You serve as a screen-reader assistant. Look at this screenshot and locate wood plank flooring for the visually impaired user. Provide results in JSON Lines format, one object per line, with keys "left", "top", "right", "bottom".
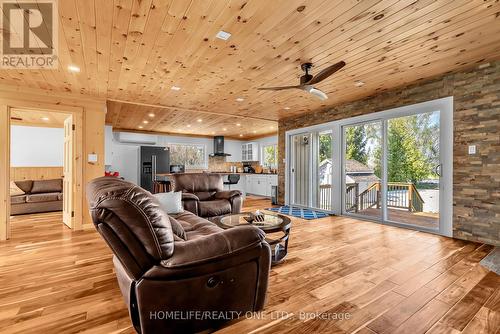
{"left": 0, "top": 197, "right": 498, "bottom": 334}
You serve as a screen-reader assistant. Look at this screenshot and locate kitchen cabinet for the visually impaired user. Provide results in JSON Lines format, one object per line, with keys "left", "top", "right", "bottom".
{"left": 246, "top": 174, "right": 278, "bottom": 197}
{"left": 242, "top": 142, "right": 259, "bottom": 161}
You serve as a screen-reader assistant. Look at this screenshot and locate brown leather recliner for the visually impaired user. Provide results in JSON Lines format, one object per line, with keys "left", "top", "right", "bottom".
{"left": 171, "top": 173, "right": 243, "bottom": 219}
{"left": 87, "top": 177, "right": 271, "bottom": 334}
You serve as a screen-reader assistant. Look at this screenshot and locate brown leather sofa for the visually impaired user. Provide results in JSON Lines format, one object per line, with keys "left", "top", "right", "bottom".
{"left": 11, "top": 179, "right": 63, "bottom": 215}
{"left": 171, "top": 173, "right": 243, "bottom": 219}
{"left": 87, "top": 177, "right": 271, "bottom": 334}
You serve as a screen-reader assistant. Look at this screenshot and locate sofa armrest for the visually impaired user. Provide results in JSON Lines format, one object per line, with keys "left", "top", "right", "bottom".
{"left": 159, "top": 225, "right": 265, "bottom": 268}
{"left": 214, "top": 190, "right": 242, "bottom": 200}
{"left": 181, "top": 193, "right": 199, "bottom": 201}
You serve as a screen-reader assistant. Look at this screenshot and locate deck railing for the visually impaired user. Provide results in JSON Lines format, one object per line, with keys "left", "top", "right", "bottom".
{"left": 318, "top": 182, "right": 424, "bottom": 213}
{"left": 319, "top": 184, "right": 332, "bottom": 211}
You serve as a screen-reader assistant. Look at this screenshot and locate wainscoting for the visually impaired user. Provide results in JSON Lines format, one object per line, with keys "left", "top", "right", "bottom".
{"left": 10, "top": 167, "right": 63, "bottom": 181}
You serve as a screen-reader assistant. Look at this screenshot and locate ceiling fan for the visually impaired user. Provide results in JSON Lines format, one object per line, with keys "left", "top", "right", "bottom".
{"left": 257, "top": 61, "right": 346, "bottom": 100}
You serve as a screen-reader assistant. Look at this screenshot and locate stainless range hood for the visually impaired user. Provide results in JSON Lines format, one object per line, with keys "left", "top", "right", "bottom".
{"left": 209, "top": 136, "right": 231, "bottom": 157}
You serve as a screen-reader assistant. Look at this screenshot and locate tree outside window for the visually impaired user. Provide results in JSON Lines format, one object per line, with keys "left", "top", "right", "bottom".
{"left": 263, "top": 144, "right": 277, "bottom": 168}
{"left": 166, "top": 143, "right": 207, "bottom": 169}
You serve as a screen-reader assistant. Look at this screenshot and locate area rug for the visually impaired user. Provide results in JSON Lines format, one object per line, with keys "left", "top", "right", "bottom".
{"left": 266, "top": 206, "right": 330, "bottom": 220}
{"left": 480, "top": 247, "right": 500, "bottom": 275}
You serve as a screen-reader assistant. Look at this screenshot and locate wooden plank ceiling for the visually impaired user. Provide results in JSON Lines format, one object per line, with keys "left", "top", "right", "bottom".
{"left": 107, "top": 100, "right": 277, "bottom": 139}
{"left": 1, "top": 0, "right": 500, "bottom": 138}
{"left": 10, "top": 108, "right": 68, "bottom": 128}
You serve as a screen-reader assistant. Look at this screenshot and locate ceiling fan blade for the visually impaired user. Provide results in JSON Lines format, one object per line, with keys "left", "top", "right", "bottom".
{"left": 306, "top": 61, "right": 346, "bottom": 85}
{"left": 258, "top": 85, "right": 302, "bottom": 91}
{"left": 305, "top": 86, "right": 328, "bottom": 100}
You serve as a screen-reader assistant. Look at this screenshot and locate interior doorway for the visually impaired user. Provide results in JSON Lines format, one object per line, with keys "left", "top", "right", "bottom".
{"left": 7, "top": 108, "right": 81, "bottom": 237}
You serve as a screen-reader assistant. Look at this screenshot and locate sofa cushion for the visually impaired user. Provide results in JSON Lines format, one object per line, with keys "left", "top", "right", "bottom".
{"left": 31, "top": 179, "right": 62, "bottom": 194}
{"left": 15, "top": 180, "right": 33, "bottom": 193}
{"left": 10, "top": 181, "right": 25, "bottom": 196}
{"left": 171, "top": 211, "right": 223, "bottom": 240}
{"left": 11, "top": 195, "right": 27, "bottom": 204}
{"left": 166, "top": 215, "right": 187, "bottom": 240}
{"left": 26, "top": 192, "right": 60, "bottom": 203}
{"left": 198, "top": 199, "right": 231, "bottom": 218}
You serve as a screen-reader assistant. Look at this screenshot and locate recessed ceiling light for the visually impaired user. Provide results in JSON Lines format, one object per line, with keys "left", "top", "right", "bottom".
{"left": 41, "top": 117, "right": 49, "bottom": 121}
{"left": 148, "top": 113, "right": 155, "bottom": 117}
{"left": 239, "top": 134, "right": 243, "bottom": 137}
{"left": 186, "top": 124, "right": 191, "bottom": 128}
{"left": 236, "top": 123, "right": 241, "bottom": 126}
{"left": 171, "top": 86, "right": 181, "bottom": 91}
{"left": 269, "top": 126, "right": 274, "bottom": 129}
{"left": 67, "top": 65, "right": 80, "bottom": 73}
{"left": 236, "top": 97, "right": 244, "bottom": 102}
{"left": 284, "top": 107, "right": 291, "bottom": 110}
{"left": 197, "top": 119, "right": 202, "bottom": 122}
{"left": 211, "top": 132, "right": 215, "bottom": 135}
{"left": 215, "top": 30, "right": 231, "bottom": 41}
{"left": 143, "top": 120, "right": 149, "bottom": 124}
{"left": 138, "top": 125, "right": 143, "bottom": 129}
{"left": 354, "top": 81, "right": 365, "bottom": 87}
{"left": 253, "top": 130, "right": 257, "bottom": 134}
{"left": 223, "top": 128, "right": 227, "bottom": 131}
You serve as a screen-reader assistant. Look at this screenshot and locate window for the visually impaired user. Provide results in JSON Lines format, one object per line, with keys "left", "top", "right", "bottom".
{"left": 166, "top": 143, "right": 207, "bottom": 169}
{"left": 262, "top": 144, "right": 278, "bottom": 168}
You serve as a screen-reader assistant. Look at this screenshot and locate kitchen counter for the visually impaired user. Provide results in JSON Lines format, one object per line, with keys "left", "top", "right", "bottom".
{"left": 157, "top": 171, "right": 277, "bottom": 176}
{"left": 156, "top": 172, "right": 278, "bottom": 198}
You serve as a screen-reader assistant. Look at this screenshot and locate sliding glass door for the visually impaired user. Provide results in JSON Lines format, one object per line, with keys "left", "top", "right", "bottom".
{"left": 343, "top": 121, "right": 382, "bottom": 220}
{"left": 290, "top": 133, "right": 312, "bottom": 207}
{"left": 286, "top": 97, "right": 451, "bottom": 236}
{"left": 290, "top": 130, "right": 334, "bottom": 211}
{"left": 386, "top": 111, "right": 440, "bottom": 229}
{"left": 342, "top": 110, "right": 443, "bottom": 232}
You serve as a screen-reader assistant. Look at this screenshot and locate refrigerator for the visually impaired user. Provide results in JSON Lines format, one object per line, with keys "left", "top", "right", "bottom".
{"left": 140, "top": 146, "right": 170, "bottom": 192}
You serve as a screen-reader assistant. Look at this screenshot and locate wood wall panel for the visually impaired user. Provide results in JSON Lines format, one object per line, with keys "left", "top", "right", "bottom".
{"left": 10, "top": 167, "right": 63, "bottom": 181}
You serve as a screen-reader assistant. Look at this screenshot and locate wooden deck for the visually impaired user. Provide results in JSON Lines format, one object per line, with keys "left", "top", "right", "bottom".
{"left": 356, "top": 208, "right": 439, "bottom": 229}
{"left": 0, "top": 197, "right": 498, "bottom": 333}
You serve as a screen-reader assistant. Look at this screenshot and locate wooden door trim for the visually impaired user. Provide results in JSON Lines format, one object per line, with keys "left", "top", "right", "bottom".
{"left": 0, "top": 105, "right": 10, "bottom": 240}
{"left": 1, "top": 103, "right": 84, "bottom": 240}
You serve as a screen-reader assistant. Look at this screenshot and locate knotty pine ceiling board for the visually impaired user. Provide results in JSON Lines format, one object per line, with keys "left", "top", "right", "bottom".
{"left": 0, "top": 0, "right": 499, "bottom": 138}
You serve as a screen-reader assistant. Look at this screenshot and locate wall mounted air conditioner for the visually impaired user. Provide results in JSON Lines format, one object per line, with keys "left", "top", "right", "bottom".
{"left": 115, "top": 132, "right": 157, "bottom": 145}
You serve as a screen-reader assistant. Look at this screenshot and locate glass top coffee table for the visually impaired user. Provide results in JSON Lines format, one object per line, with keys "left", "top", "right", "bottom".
{"left": 215, "top": 212, "right": 291, "bottom": 265}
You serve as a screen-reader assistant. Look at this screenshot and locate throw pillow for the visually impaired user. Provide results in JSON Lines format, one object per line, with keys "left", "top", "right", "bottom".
{"left": 10, "top": 181, "right": 24, "bottom": 196}
{"left": 154, "top": 191, "right": 184, "bottom": 214}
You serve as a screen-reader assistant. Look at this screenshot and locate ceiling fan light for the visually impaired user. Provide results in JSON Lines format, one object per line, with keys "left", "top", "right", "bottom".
{"left": 308, "top": 87, "right": 328, "bottom": 100}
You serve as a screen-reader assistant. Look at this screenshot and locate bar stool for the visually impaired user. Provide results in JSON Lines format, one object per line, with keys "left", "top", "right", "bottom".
{"left": 153, "top": 180, "right": 171, "bottom": 193}
{"left": 223, "top": 174, "right": 240, "bottom": 190}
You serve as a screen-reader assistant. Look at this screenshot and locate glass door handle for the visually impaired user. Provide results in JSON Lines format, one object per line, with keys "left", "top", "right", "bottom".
{"left": 434, "top": 164, "right": 442, "bottom": 177}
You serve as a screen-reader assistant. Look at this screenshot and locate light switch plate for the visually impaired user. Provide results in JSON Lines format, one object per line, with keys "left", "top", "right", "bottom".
{"left": 468, "top": 145, "right": 476, "bottom": 155}
{"left": 88, "top": 154, "right": 98, "bottom": 163}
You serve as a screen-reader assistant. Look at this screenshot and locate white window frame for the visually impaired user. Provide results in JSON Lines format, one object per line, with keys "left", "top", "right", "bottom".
{"left": 262, "top": 144, "right": 278, "bottom": 168}
{"left": 166, "top": 143, "right": 207, "bottom": 169}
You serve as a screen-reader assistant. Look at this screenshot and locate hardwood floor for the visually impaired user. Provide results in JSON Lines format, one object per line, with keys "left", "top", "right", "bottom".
{"left": 356, "top": 208, "right": 438, "bottom": 229}
{"left": 1, "top": 198, "right": 498, "bottom": 334}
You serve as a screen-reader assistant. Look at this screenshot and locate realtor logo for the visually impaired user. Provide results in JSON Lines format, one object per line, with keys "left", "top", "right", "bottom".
{"left": 0, "top": 0, "right": 58, "bottom": 69}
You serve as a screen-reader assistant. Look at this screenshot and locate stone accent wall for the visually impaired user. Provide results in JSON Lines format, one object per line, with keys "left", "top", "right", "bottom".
{"left": 278, "top": 61, "right": 500, "bottom": 246}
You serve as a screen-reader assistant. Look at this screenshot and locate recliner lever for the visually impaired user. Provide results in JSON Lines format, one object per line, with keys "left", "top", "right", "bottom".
{"left": 207, "top": 276, "right": 221, "bottom": 288}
